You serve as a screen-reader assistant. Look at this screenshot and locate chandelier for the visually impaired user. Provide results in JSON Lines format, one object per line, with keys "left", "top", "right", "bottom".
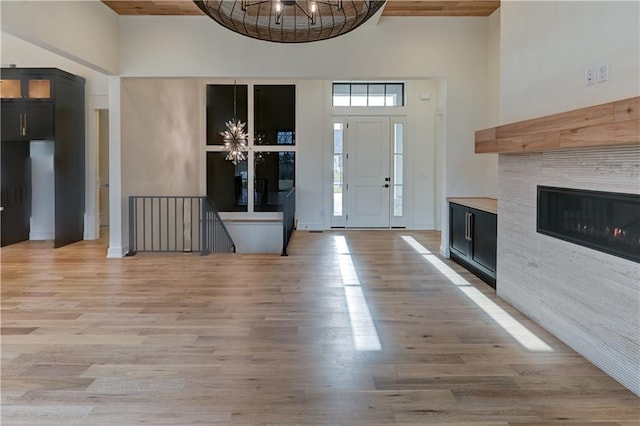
{"left": 194, "top": 1, "right": 386, "bottom": 43}
{"left": 220, "top": 81, "right": 248, "bottom": 165}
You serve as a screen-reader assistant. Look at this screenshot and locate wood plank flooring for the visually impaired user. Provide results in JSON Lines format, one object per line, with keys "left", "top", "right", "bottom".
{"left": 1, "top": 230, "right": 638, "bottom": 424}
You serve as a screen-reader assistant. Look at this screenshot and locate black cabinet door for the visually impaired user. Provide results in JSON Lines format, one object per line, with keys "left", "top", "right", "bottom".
{"left": 1, "top": 141, "right": 31, "bottom": 246}
{"left": 1, "top": 103, "right": 24, "bottom": 141}
{"left": 26, "top": 103, "right": 54, "bottom": 140}
{"left": 470, "top": 209, "right": 497, "bottom": 273}
{"left": 1, "top": 102, "right": 54, "bottom": 141}
{"left": 450, "top": 203, "right": 470, "bottom": 257}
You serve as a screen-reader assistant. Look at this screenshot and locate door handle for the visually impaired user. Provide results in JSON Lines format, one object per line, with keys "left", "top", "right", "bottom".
{"left": 384, "top": 177, "right": 390, "bottom": 182}
{"left": 20, "top": 112, "right": 27, "bottom": 137}
{"left": 383, "top": 184, "right": 389, "bottom": 188}
{"left": 465, "top": 212, "right": 471, "bottom": 241}
{"left": 464, "top": 212, "right": 468, "bottom": 240}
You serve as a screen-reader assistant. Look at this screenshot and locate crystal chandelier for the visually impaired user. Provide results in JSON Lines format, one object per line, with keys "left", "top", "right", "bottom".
{"left": 194, "top": 1, "right": 386, "bottom": 43}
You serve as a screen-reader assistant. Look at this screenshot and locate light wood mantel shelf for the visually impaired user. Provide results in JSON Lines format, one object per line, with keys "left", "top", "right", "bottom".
{"left": 475, "top": 97, "right": 639, "bottom": 154}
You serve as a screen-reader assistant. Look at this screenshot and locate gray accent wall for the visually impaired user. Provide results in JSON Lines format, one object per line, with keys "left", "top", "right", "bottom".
{"left": 497, "top": 145, "right": 640, "bottom": 396}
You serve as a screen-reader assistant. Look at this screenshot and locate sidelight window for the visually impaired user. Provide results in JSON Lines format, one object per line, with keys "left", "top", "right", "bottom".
{"left": 393, "top": 122, "right": 404, "bottom": 217}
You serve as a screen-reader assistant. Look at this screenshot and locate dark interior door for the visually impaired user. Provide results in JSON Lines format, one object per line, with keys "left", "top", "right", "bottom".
{"left": 1, "top": 141, "right": 31, "bottom": 247}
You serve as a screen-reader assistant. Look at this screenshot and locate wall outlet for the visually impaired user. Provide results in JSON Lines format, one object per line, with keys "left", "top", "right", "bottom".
{"left": 597, "top": 64, "right": 609, "bottom": 83}
{"left": 585, "top": 67, "right": 596, "bottom": 86}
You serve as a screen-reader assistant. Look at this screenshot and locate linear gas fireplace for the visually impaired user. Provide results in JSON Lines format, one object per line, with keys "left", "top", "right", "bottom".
{"left": 537, "top": 186, "right": 640, "bottom": 263}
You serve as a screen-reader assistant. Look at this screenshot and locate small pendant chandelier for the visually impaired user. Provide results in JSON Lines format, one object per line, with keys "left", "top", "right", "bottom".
{"left": 194, "top": 1, "right": 386, "bottom": 43}
{"left": 220, "top": 81, "right": 248, "bottom": 165}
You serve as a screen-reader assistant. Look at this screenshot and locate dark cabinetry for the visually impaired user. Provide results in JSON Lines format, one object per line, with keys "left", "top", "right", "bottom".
{"left": 1, "top": 68, "right": 85, "bottom": 248}
{"left": 449, "top": 202, "right": 497, "bottom": 288}
{"left": 1, "top": 102, "right": 54, "bottom": 141}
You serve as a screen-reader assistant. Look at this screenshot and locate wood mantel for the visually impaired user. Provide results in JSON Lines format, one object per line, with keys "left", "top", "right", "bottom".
{"left": 475, "top": 97, "right": 639, "bottom": 154}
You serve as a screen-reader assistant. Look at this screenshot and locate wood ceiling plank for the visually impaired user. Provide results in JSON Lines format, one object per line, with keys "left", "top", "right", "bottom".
{"left": 382, "top": 1, "right": 500, "bottom": 17}
{"left": 103, "top": 1, "right": 203, "bottom": 16}
{"left": 102, "top": 0, "right": 500, "bottom": 17}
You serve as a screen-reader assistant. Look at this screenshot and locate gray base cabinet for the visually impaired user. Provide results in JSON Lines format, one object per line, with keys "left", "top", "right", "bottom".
{"left": 449, "top": 202, "right": 497, "bottom": 288}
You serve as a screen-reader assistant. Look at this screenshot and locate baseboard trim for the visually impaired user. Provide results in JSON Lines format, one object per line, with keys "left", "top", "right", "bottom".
{"left": 29, "top": 231, "right": 54, "bottom": 240}
{"left": 106, "top": 245, "right": 129, "bottom": 259}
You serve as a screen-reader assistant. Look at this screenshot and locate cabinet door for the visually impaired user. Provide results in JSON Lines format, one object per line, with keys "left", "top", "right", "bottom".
{"left": 26, "top": 103, "right": 54, "bottom": 140}
{"left": 470, "top": 209, "right": 497, "bottom": 273}
{"left": 1, "top": 140, "right": 31, "bottom": 246}
{"left": 1, "top": 103, "right": 54, "bottom": 141}
{"left": 1, "top": 103, "right": 25, "bottom": 141}
{"left": 450, "top": 203, "right": 470, "bottom": 257}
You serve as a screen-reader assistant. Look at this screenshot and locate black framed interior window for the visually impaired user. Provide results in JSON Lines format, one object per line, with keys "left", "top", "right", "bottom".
{"left": 206, "top": 84, "right": 248, "bottom": 145}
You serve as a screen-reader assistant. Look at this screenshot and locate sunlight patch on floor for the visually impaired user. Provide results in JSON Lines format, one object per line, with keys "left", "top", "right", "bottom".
{"left": 335, "top": 235, "right": 382, "bottom": 351}
{"left": 401, "top": 236, "right": 553, "bottom": 352}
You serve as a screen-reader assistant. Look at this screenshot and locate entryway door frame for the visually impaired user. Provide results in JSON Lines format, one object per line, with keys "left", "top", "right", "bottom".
{"left": 330, "top": 115, "right": 406, "bottom": 229}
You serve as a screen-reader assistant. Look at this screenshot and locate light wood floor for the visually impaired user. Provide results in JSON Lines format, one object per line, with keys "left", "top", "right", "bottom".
{"left": 1, "top": 231, "right": 638, "bottom": 425}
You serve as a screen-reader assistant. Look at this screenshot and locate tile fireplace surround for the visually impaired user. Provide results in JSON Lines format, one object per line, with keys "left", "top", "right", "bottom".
{"left": 498, "top": 145, "right": 639, "bottom": 396}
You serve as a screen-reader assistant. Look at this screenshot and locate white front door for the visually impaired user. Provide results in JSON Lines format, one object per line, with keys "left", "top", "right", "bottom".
{"left": 346, "top": 116, "right": 390, "bottom": 228}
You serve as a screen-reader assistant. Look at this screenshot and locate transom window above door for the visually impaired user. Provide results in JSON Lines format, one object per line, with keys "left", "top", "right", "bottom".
{"left": 332, "top": 83, "right": 405, "bottom": 107}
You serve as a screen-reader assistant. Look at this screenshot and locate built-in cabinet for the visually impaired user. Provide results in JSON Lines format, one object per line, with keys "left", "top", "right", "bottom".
{"left": 448, "top": 198, "right": 497, "bottom": 288}
{"left": 0, "top": 68, "right": 85, "bottom": 248}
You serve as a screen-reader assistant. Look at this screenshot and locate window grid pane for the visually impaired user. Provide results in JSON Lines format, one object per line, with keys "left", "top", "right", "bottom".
{"left": 386, "top": 84, "right": 404, "bottom": 107}
{"left": 333, "top": 123, "right": 344, "bottom": 153}
{"left": 394, "top": 186, "right": 403, "bottom": 217}
{"left": 351, "top": 84, "right": 367, "bottom": 106}
{"left": 394, "top": 154, "right": 403, "bottom": 185}
{"left": 333, "top": 155, "right": 343, "bottom": 185}
{"left": 368, "top": 84, "right": 385, "bottom": 106}
{"left": 394, "top": 123, "right": 403, "bottom": 153}
{"left": 333, "top": 185, "right": 343, "bottom": 216}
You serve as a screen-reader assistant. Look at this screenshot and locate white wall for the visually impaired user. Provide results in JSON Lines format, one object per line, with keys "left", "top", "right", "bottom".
{"left": 297, "top": 80, "right": 326, "bottom": 230}
{"left": 500, "top": 1, "right": 640, "bottom": 123}
{"left": 0, "top": 0, "right": 120, "bottom": 74}
{"left": 487, "top": 9, "right": 501, "bottom": 127}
